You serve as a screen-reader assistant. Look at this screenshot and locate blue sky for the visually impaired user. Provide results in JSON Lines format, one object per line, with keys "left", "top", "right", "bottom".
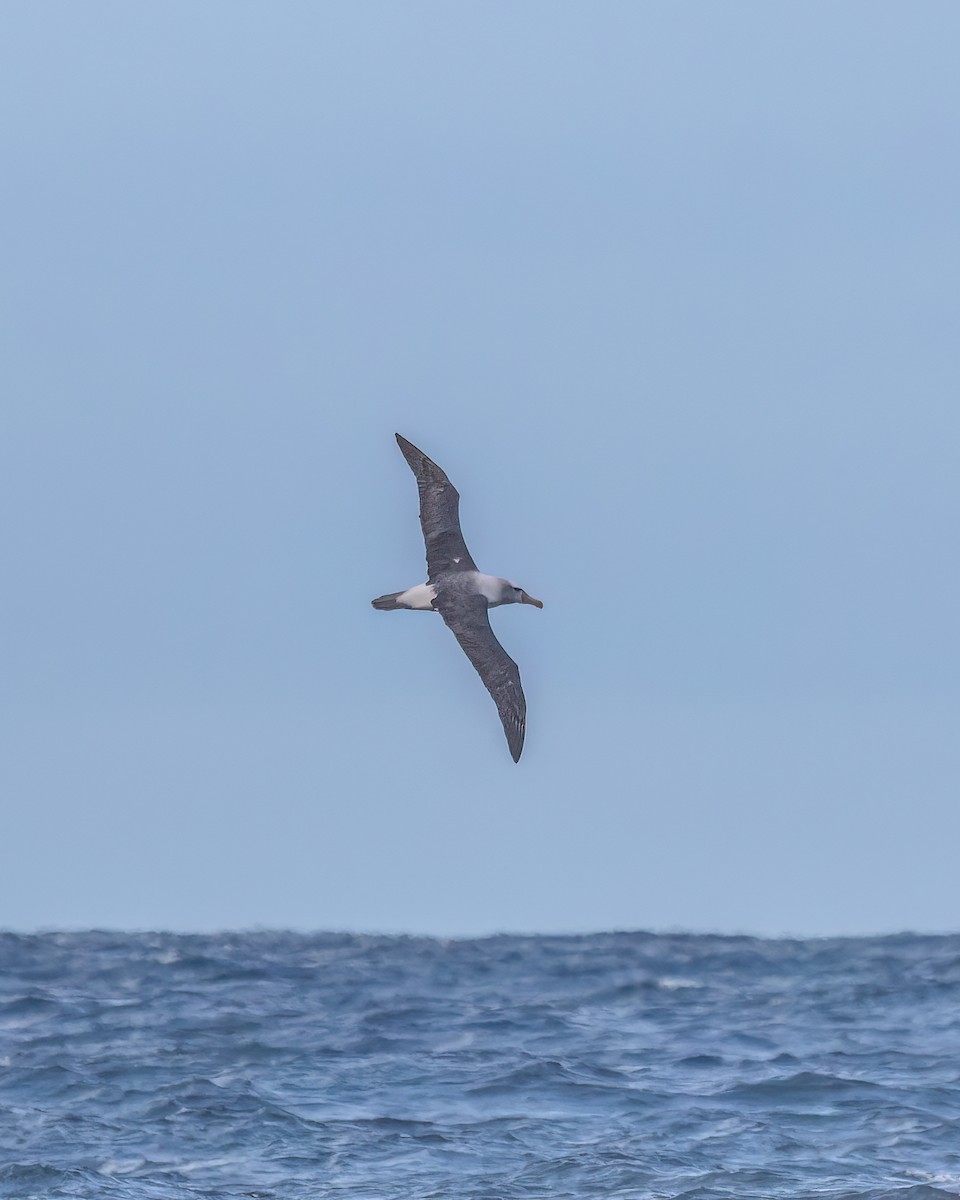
{"left": 2, "top": 2, "right": 958, "bottom": 936}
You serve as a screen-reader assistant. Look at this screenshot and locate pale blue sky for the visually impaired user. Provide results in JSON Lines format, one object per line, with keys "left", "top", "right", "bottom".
{"left": 2, "top": 2, "right": 958, "bottom": 936}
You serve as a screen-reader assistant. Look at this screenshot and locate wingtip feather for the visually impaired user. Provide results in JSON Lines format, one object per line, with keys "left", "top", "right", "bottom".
{"left": 395, "top": 432, "right": 421, "bottom": 469}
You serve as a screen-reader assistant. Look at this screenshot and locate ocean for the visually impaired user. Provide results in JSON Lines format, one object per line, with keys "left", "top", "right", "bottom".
{"left": 2, "top": 931, "right": 959, "bottom": 1199}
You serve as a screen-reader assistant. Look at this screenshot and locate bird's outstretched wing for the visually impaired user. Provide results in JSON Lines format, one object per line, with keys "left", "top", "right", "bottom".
{"left": 435, "top": 589, "right": 526, "bottom": 762}
{"left": 395, "top": 434, "right": 478, "bottom": 580}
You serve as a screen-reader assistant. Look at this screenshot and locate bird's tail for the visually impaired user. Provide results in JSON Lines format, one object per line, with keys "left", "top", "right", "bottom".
{"left": 371, "top": 591, "right": 404, "bottom": 610}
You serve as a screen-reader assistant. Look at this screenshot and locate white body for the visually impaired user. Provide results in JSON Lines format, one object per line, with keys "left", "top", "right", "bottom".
{"left": 395, "top": 582, "right": 438, "bottom": 610}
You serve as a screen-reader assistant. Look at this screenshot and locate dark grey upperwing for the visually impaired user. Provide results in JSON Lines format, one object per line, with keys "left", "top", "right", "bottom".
{"left": 435, "top": 590, "right": 526, "bottom": 763}
{"left": 395, "top": 434, "right": 478, "bottom": 579}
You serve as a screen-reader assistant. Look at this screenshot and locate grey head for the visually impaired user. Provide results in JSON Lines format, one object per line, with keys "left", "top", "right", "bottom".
{"left": 487, "top": 577, "right": 544, "bottom": 610}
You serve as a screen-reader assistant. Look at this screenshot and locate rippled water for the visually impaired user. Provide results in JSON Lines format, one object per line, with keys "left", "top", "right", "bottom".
{"left": 2, "top": 932, "right": 960, "bottom": 1198}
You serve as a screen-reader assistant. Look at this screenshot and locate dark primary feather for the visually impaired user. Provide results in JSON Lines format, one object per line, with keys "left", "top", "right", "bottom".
{"left": 435, "top": 590, "right": 527, "bottom": 763}
{"left": 395, "top": 434, "right": 478, "bottom": 579}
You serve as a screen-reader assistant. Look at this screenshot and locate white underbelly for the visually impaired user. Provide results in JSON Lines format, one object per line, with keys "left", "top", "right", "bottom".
{"left": 397, "top": 583, "right": 437, "bottom": 610}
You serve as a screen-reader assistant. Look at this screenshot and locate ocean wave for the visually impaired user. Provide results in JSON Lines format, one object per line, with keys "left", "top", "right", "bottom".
{"left": 3, "top": 931, "right": 960, "bottom": 1198}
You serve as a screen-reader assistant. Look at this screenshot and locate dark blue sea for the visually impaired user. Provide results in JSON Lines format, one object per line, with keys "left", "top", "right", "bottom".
{"left": 2, "top": 932, "right": 960, "bottom": 1199}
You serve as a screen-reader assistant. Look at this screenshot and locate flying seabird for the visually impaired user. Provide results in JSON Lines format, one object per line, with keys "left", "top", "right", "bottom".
{"left": 372, "top": 434, "right": 543, "bottom": 762}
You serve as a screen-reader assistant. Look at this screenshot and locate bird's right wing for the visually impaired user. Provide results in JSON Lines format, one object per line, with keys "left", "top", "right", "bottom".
{"left": 395, "top": 434, "right": 478, "bottom": 579}
{"left": 435, "top": 589, "right": 526, "bottom": 762}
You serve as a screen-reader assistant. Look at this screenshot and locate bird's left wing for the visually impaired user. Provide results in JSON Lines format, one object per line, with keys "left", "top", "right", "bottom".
{"left": 395, "top": 434, "right": 478, "bottom": 580}
{"left": 435, "top": 590, "right": 527, "bottom": 762}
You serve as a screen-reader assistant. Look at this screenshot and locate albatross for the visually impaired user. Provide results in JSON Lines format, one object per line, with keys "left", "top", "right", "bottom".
{"left": 372, "top": 434, "right": 542, "bottom": 762}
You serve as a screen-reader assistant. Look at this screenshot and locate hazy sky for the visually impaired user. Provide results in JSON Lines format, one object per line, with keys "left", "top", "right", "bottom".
{"left": 2, "top": 2, "right": 958, "bottom": 936}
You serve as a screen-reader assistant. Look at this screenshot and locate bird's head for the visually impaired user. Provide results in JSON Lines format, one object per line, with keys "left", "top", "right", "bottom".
{"left": 504, "top": 580, "right": 543, "bottom": 609}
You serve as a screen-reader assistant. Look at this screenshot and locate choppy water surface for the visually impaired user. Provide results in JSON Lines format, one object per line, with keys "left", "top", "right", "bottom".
{"left": 2, "top": 932, "right": 960, "bottom": 1198}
